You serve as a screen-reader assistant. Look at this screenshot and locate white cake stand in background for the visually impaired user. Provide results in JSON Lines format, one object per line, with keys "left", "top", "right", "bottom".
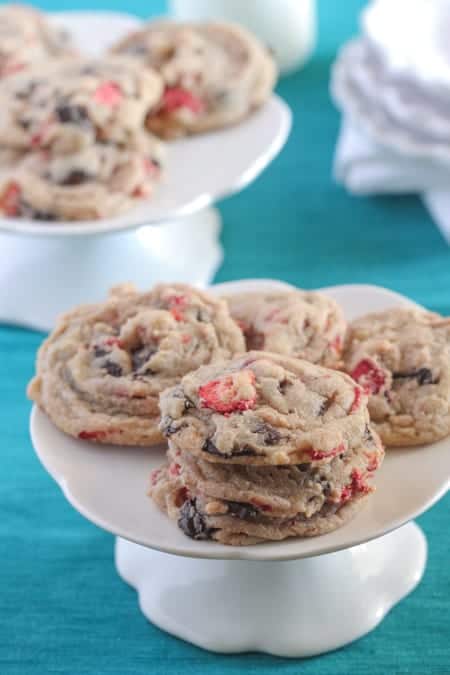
{"left": 0, "top": 12, "right": 291, "bottom": 331}
{"left": 30, "top": 281, "right": 450, "bottom": 657}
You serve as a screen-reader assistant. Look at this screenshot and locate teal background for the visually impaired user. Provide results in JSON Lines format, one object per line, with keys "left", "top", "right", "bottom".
{"left": 1, "top": 1, "right": 449, "bottom": 673}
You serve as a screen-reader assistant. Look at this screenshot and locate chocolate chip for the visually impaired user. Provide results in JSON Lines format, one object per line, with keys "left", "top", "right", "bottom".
{"left": 202, "top": 439, "right": 259, "bottom": 458}
{"left": 195, "top": 308, "right": 210, "bottom": 322}
{"left": 393, "top": 368, "right": 437, "bottom": 385}
{"left": 131, "top": 345, "right": 157, "bottom": 372}
{"left": 278, "top": 378, "right": 292, "bottom": 394}
{"left": 178, "top": 499, "right": 216, "bottom": 541}
{"left": 160, "top": 416, "right": 186, "bottom": 437}
{"left": 230, "top": 445, "right": 259, "bottom": 457}
{"left": 253, "top": 421, "right": 281, "bottom": 445}
{"left": 55, "top": 104, "right": 89, "bottom": 125}
{"left": 19, "top": 118, "right": 31, "bottom": 130}
{"left": 245, "top": 326, "right": 265, "bottom": 350}
{"left": 103, "top": 361, "right": 123, "bottom": 377}
{"left": 18, "top": 200, "right": 56, "bottom": 221}
{"left": 363, "top": 424, "right": 374, "bottom": 443}
{"left": 60, "top": 169, "right": 92, "bottom": 186}
{"left": 226, "top": 501, "right": 260, "bottom": 520}
{"left": 93, "top": 346, "right": 108, "bottom": 358}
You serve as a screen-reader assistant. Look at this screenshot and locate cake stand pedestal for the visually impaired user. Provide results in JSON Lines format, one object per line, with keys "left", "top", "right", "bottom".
{"left": 0, "top": 208, "right": 222, "bottom": 332}
{"left": 115, "top": 522, "right": 426, "bottom": 657}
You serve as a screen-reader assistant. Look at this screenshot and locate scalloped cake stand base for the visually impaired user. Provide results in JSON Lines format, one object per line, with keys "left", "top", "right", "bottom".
{"left": 0, "top": 207, "right": 222, "bottom": 332}
{"left": 115, "top": 522, "right": 426, "bottom": 657}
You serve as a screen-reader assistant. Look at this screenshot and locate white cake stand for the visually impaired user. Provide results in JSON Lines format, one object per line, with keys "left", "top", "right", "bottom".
{"left": 0, "top": 12, "right": 292, "bottom": 330}
{"left": 30, "top": 281, "right": 450, "bottom": 657}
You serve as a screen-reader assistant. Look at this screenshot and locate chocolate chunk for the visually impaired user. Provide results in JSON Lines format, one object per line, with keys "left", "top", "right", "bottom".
{"left": 103, "top": 360, "right": 123, "bottom": 377}
{"left": 60, "top": 169, "right": 92, "bottom": 186}
{"left": 278, "top": 378, "right": 292, "bottom": 394}
{"left": 19, "top": 200, "right": 56, "bottom": 221}
{"left": 93, "top": 346, "right": 108, "bottom": 358}
{"left": 226, "top": 501, "right": 260, "bottom": 520}
{"left": 55, "top": 104, "right": 89, "bottom": 125}
{"left": 393, "top": 368, "right": 437, "bottom": 385}
{"left": 202, "top": 439, "right": 259, "bottom": 458}
{"left": 254, "top": 421, "right": 281, "bottom": 445}
{"left": 178, "top": 499, "right": 216, "bottom": 540}
{"left": 131, "top": 344, "right": 157, "bottom": 371}
{"left": 160, "top": 416, "right": 186, "bottom": 436}
{"left": 363, "top": 424, "right": 374, "bottom": 443}
{"left": 195, "top": 308, "right": 210, "bottom": 322}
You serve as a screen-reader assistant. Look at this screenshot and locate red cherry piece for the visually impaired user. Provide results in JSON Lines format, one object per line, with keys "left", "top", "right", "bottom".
{"left": 161, "top": 86, "right": 204, "bottom": 114}
{"left": 78, "top": 430, "right": 107, "bottom": 441}
{"left": 307, "top": 442, "right": 344, "bottom": 461}
{"left": 340, "top": 469, "right": 371, "bottom": 504}
{"left": 350, "top": 386, "right": 363, "bottom": 413}
{"left": 199, "top": 370, "right": 256, "bottom": 414}
{"left": 169, "top": 462, "right": 181, "bottom": 477}
{"left": 350, "top": 358, "right": 386, "bottom": 394}
{"left": 0, "top": 181, "right": 21, "bottom": 216}
{"left": 93, "top": 81, "right": 123, "bottom": 107}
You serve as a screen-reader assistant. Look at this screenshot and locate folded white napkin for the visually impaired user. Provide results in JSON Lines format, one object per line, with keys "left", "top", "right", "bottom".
{"left": 334, "top": 117, "right": 450, "bottom": 243}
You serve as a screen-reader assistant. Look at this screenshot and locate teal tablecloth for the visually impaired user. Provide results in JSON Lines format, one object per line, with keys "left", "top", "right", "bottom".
{"left": 1, "top": 1, "right": 449, "bottom": 673}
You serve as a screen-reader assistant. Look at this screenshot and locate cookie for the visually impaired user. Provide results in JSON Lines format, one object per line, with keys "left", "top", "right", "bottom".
{"left": 159, "top": 351, "right": 372, "bottom": 465}
{"left": 0, "top": 4, "right": 75, "bottom": 78}
{"left": 0, "top": 56, "right": 163, "bottom": 152}
{"left": 149, "top": 431, "right": 383, "bottom": 545}
{"left": 0, "top": 133, "right": 164, "bottom": 220}
{"left": 27, "top": 284, "right": 246, "bottom": 446}
{"left": 225, "top": 289, "right": 346, "bottom": 367}
{"left": 111, "top": 20, "right": 276, "bottom": 138}
{"left": 344, "top": 307, "right": 450, "bottom": 446}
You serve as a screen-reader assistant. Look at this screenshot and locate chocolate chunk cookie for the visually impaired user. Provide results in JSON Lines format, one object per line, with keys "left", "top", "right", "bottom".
{"left": 344, "top": 307, "right": 450, "bottom": 446}
{"left": 159, "top": 351, "right": 372, "bottom": 465}
{"left": 226, "top": 289, "right": 346, "bottom": 367}
{"left": 111, "top": 20, "right": 276, "bottom": 138}
{"left": 0, "top": 132, "right": 164, "bottom": 220}
{"left": 0, "top": 56, "right": 163, "bottom": 152}
{"left": 28, "top": 283, "right": 245, "bottom": 446}
{"left": 0, "top": 5, "right": 75, "bottom": 79}
{"left": 149, "top": 430, "right": 383, "bottom": 545}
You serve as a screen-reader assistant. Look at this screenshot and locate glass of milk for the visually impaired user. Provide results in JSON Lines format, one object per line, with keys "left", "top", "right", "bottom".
{"left": 168, "top": 0, "right": 317, "bottom": 74}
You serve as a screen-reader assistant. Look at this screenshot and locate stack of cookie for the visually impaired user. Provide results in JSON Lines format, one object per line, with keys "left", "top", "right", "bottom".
{"left": 0, "top": 57, "right": 165, "bottom": 220}
{"left": 151, "top": 352, "right": 384, "bottom": 545}
{"left": 28, "top": 283, "right": 390, "bottom": 546}
{"left": 0, "top": 7, "right": 278, "bottom": 221}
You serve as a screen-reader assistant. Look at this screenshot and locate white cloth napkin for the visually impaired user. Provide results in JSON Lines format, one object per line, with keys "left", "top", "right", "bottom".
{"left": 334, "top": 117, "right": 450, "bottom": 243}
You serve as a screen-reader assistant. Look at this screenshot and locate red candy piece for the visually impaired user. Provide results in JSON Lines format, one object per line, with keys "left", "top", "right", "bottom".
{"left": 199, "top": 370, "right": 256, "bottom": 414}
{"left": 350, "top": 386, "right": 363, "bottom": 413}
{"left": 161, "top": 86, "right": 204, "bottom": 114}
{"left": 167, "top": 294, "right": 188, "bottom": 322}
{"left": 350, "top": 358, "right": 386, "bottom": 394}
{"left": 93, "top": 81, "right": 123, "bottom": 107}
{"left": 78, "top": 430, "right": 107, "bottom": 441}
{"left": 1, "top": 61, "right": 25, "bottom": 77}
{"left": 366, "top": 453, "right": 379, "bottom": 472}
{"left": 104, "top": 337, "right": 124, "bottom": 348}
{"left": 307, "top": 442, "right": 344, "bottom": 461}
{"left": 340, "top": 469, "right": 371, "bottom": 504}
{"left": 0, "top": 181, "right": 21, "bottom": 216}
{"left": 169, "top": 462, "right": 181, "bottom": 477}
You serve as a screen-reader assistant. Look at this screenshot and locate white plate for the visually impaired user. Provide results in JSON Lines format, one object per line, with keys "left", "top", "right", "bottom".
{"left": 332, "top": 41, "right": 450, "bottom": 165}
{"left": 0, "top": 11, "right": 291, "bottom": 237}
{"left": 363, "top": 0, "right": 450, "bottom": 92}
{"left": 30, "top": 280, "right": 450, "bottom": 561}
